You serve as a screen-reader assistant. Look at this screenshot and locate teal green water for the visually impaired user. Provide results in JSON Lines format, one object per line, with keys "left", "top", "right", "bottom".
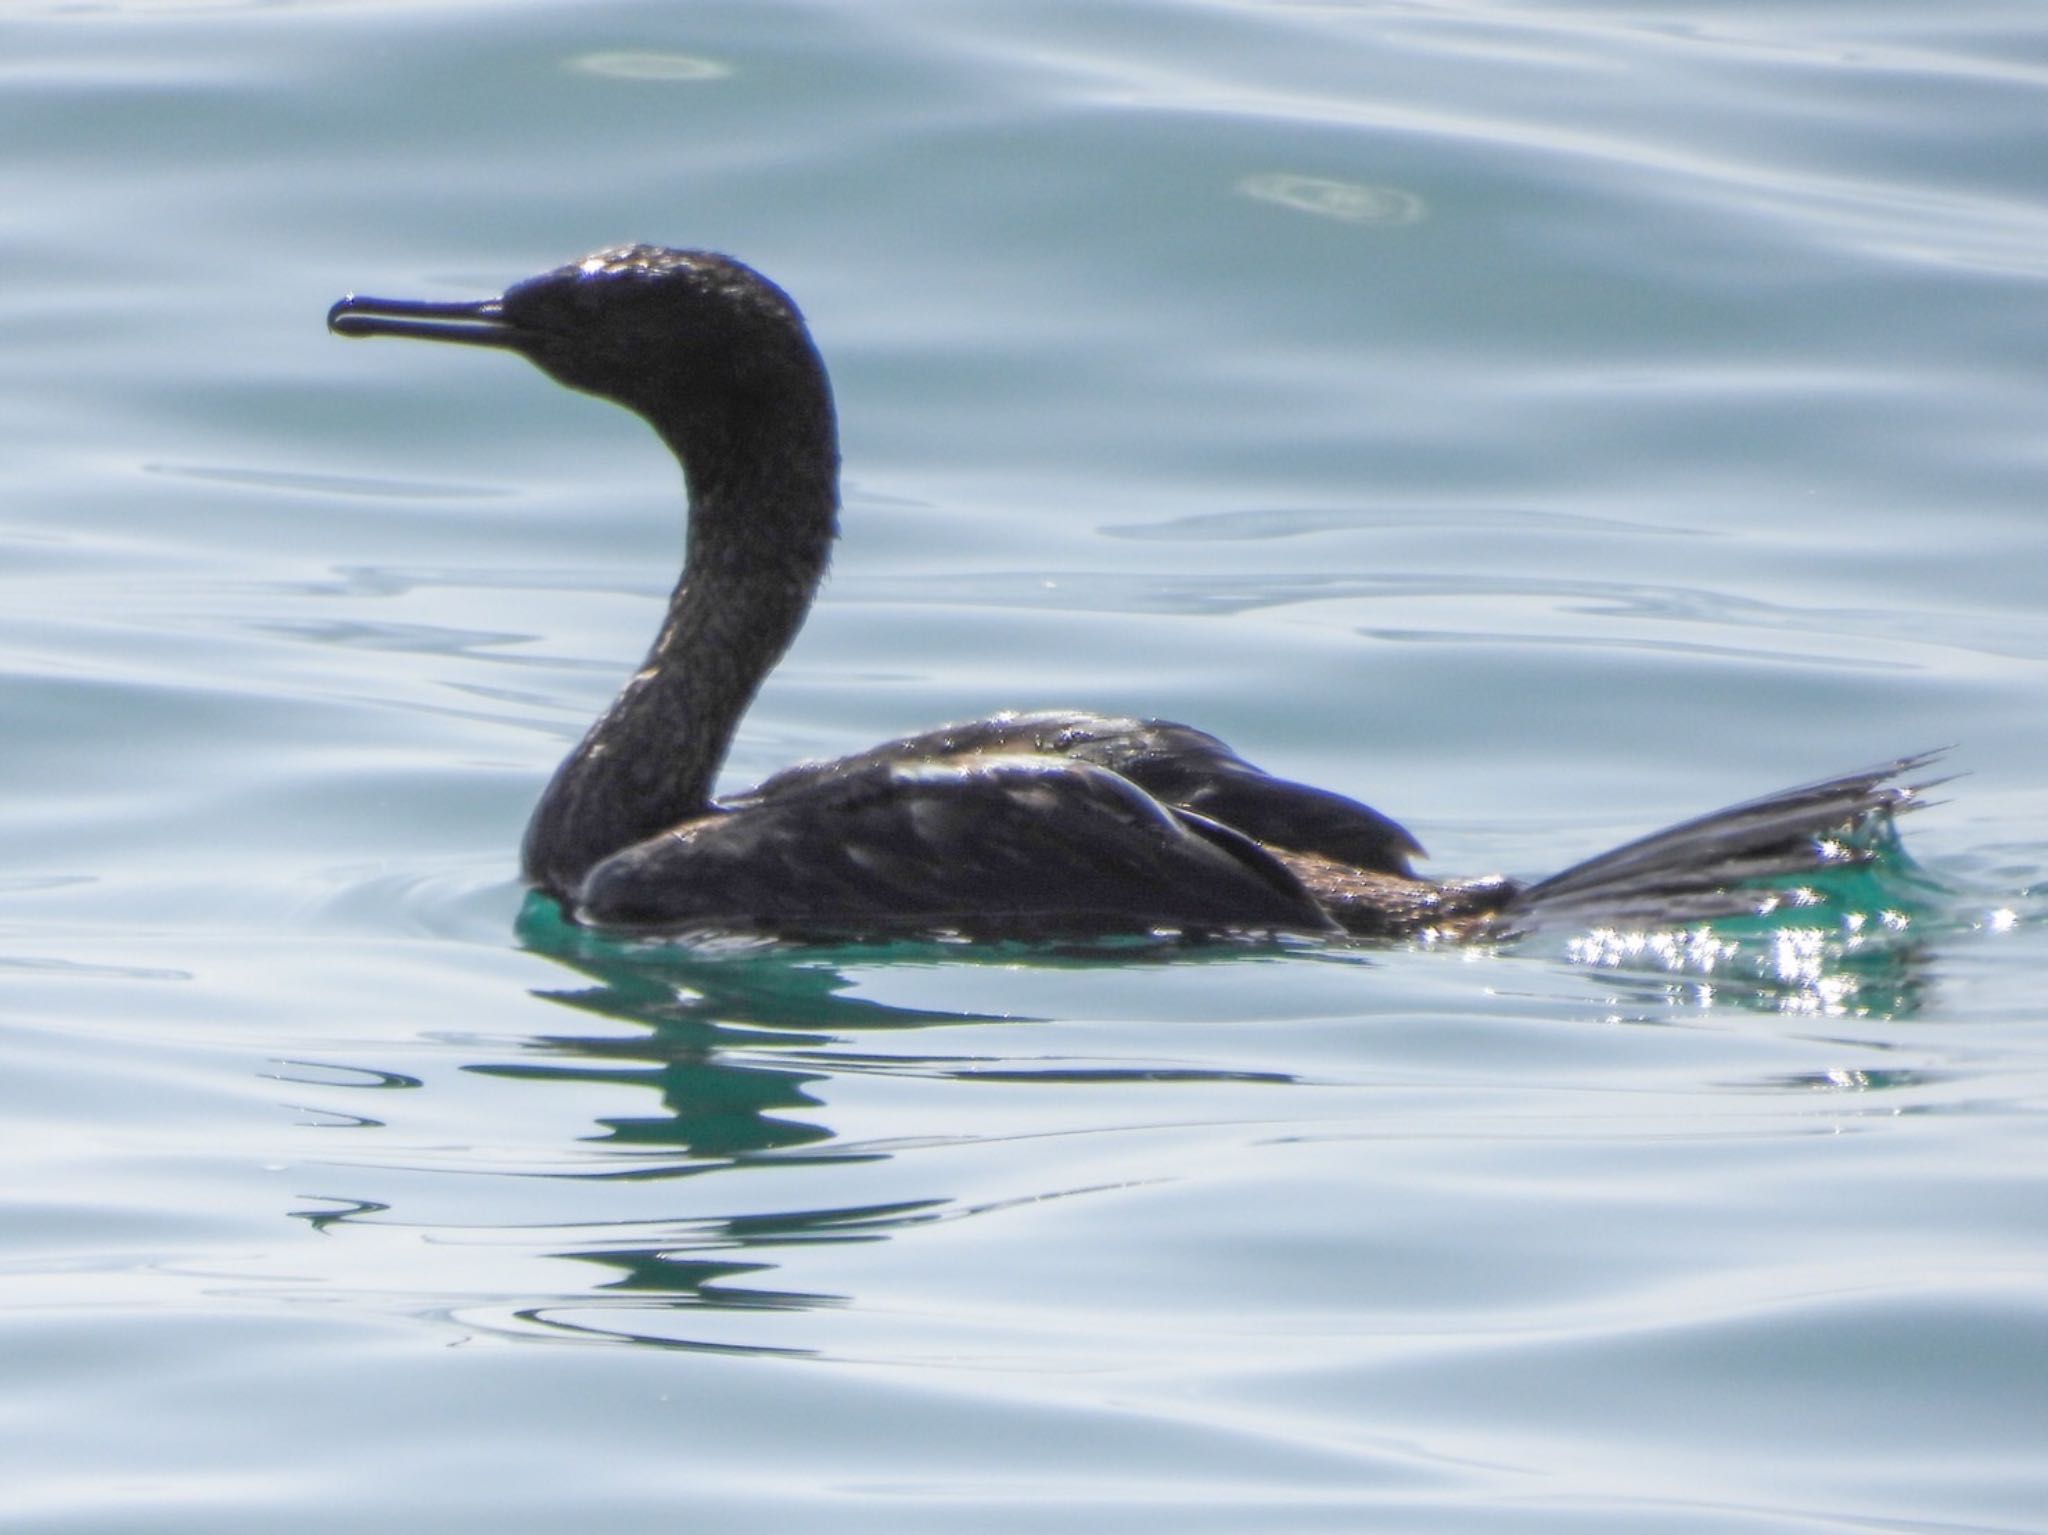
{"left": 5, "top": 2, "right": 2048, "bottom": 1530}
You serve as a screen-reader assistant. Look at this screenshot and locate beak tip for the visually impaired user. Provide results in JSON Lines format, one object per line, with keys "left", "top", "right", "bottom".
{"left": 321, "top": 292, "right": 521, "bottom": 348}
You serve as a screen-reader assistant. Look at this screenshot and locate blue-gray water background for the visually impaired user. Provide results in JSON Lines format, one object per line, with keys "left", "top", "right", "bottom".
{"left": 4, "top": 1, "right": 2047, "bottom": 1530}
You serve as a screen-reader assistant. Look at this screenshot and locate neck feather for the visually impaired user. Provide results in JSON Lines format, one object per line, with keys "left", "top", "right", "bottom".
{"left": 521, "top": 394, "right": 838, "bottom": 899}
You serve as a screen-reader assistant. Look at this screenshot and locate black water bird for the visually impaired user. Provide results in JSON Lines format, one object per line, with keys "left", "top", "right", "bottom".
{"left": 330, "top": 245, "right": 1934, "bottom": 941}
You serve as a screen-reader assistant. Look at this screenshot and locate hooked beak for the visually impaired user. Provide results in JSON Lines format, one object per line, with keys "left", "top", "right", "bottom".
{"left": 327, "top": 293, "right": 531, "bottom": 349}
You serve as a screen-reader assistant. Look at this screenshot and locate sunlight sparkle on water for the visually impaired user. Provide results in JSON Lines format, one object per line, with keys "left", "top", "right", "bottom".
{"left": 1567, "top": 925, "right": 1743, "bottom": 973}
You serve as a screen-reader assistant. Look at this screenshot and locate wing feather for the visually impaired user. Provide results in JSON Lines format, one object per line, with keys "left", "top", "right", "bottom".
{"left": 576, "top": 754, "right": 1338, "bottom": 937}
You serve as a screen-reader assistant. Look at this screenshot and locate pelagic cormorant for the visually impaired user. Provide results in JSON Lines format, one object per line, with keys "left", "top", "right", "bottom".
{"left": 330, "top": 245, "right": 1933, "bottom": 940}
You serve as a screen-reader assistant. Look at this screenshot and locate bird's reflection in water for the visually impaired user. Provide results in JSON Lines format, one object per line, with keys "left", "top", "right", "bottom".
{"left": 449, "top": 896, "right": 1300, "bottom": 1352}
{"left": 533, "top": 1198, "right": 959, "bottom": 1357}
{"left": 292, "top": 879, "right": 1955, "bottom": 1354}
{"left": 501, "top": 895, "right": 1308, "bottom": 1149}
{"left": 492, "top": 890, "right": 1189, "bottom": 1165}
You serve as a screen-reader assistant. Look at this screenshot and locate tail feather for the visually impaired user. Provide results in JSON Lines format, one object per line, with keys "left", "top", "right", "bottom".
{"left": 1506, "top": 751, "right": 1946, "bottom": 930}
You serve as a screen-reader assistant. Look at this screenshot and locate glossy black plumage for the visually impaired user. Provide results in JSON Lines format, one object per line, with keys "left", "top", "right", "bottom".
{"left": 579, "top": 753, "right": 1337, "bottom": 937}
{"left": 733, "top": 711, "right": 1424, "bottom": 876}
{"left": 331, "top": 246, "right": 1936, "bottom": 941}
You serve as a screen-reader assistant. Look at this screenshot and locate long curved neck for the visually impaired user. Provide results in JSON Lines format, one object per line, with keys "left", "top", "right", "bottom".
{"left": 522, "top": 379, "right": 838, "bottom": 899}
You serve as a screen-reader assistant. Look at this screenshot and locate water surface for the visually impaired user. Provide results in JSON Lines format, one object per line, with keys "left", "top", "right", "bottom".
{"left": 3, "top": 1, "right": 2046, "bottom": 1531}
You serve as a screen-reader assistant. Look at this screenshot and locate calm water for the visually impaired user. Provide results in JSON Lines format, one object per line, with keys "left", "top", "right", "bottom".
{"left": 4, "top": 1, "right": 2047, "bottom": 1530}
